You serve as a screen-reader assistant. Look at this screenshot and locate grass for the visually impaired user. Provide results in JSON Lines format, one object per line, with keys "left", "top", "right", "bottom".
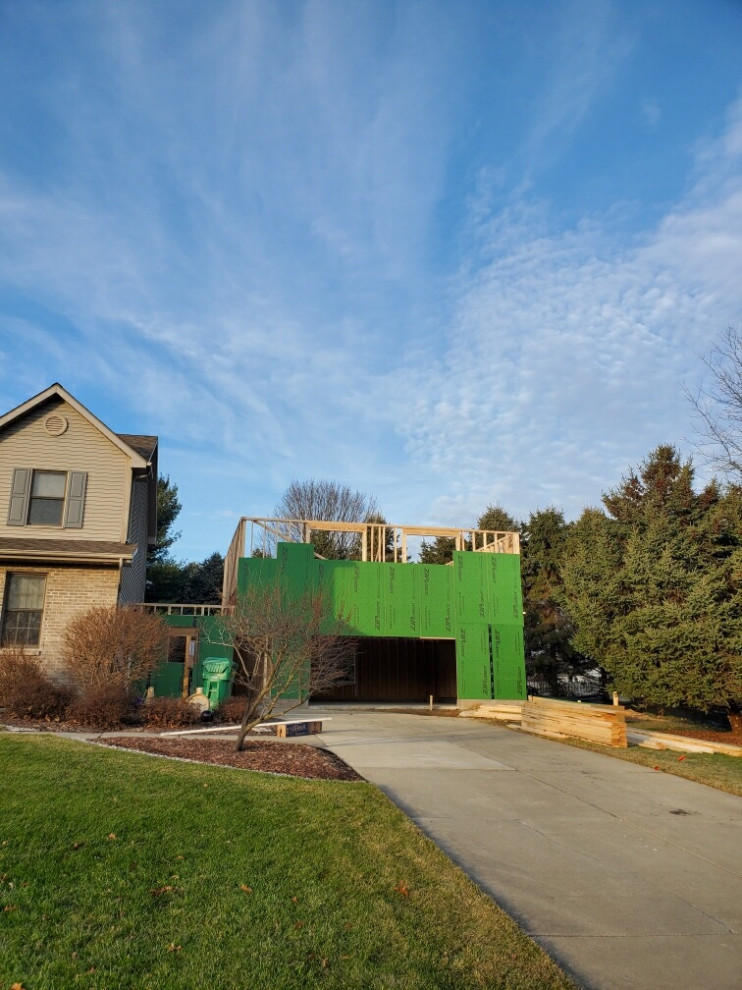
{"left": 0, "top": 735, "right": 575, "bottom": 990}
{"left": 623, "top": 708, "right": 732, "bottom": 735}
{"left": 562, "top": 737, "right": 742, "bottom": 796}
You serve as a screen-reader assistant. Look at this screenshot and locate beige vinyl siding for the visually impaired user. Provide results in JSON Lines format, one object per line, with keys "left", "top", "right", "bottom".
{"left": 0, "top": 398, "right": 131, "bottom": 543}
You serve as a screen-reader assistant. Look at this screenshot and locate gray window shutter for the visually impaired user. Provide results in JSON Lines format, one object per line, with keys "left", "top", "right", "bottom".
{"left": 63, "top": 471, "right": 87, "bottom": 528}
{"left": 7, "top": 468, "right": 31, "bottom": 526}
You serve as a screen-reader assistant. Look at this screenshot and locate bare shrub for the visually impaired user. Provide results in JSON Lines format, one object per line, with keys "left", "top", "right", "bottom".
{"left": 143, "top": 697, "right": 203, "bottom": 728}
{"left": 0, "top": 648, "right": 71, "bottom": 721}
{"left": 67, "top": 679, "right": 135, "bottom": 730}
{"left": 214, "top": 696, "right": 246, "bottom": 724}
{"left": 62, "top": 606, "right": 169, "bottom": 695}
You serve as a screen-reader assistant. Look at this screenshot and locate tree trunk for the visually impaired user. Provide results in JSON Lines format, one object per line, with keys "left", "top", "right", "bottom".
{"left": 727, "top": 701, "right": 742, "bottom": 737}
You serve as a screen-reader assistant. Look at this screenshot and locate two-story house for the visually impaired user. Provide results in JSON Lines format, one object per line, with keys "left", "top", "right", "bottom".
{"left": 0, "top": 383, "right": 157, "bottom": 677}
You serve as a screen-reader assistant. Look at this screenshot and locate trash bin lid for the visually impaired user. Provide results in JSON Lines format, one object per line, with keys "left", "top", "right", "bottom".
{"left": 202, "top": 658, "right": 233, "bottom": 677}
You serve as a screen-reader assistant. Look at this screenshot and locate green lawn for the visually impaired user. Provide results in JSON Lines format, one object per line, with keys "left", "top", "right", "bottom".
{"left": 0, "top": 735, "right": 574, "bottom": 990}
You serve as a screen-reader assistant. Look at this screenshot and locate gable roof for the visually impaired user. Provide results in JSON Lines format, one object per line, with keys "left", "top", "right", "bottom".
{"left": 0, "top": 383, "right": 155, "bottom": 469}
{"left": 118, "top": 434, "right": 158, "bottom": 462}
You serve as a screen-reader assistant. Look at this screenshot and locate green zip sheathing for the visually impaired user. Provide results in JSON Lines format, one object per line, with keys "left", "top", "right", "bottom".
{"left": 237, "top": 542, "right": 526, "bottom": 704}
{"left": 152, "top": 614, "right": 233, "bottom": 698}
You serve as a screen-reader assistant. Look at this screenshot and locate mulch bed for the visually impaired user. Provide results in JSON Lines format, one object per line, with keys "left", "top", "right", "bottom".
{"left": 96, "top": 734, "right": 363, "bottom": 781}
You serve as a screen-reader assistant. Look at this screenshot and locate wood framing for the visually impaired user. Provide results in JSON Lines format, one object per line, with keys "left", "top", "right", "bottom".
{"left": 222, "top": 516, "right": 521, "bottom": 606}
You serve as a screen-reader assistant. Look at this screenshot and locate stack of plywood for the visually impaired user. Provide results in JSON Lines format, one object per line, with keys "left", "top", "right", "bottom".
{"left": 522, "top": 697, "right": 627, "bottom": 748}
{"left": 460, "top": 702, "right": 523, "bottom": 723}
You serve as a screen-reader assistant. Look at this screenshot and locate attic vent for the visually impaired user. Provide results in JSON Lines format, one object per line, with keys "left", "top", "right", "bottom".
{"left": 44, "top": 414, "right": 68, "bottom": 436}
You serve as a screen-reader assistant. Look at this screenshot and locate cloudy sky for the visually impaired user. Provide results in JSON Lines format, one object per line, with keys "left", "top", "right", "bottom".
{"left": 1, "top": 0, "right": 741, "bottom": 560}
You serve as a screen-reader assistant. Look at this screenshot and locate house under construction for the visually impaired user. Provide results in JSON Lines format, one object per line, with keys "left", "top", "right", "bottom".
{"left": 221, "top": 517, "right": 526, "bottom": 706}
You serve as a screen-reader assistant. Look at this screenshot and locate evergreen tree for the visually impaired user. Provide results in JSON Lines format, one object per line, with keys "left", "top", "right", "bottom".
{"left": 419, "top": 505, "right": 519, "bottom": 565}
{"left": 520, "top": 507, "right": 588, "bottom": 693}
{"left": 419, "top": 536, "right": 457, "bottom": 565}
{"left": 148, "top": 476, "right": 182, "bottom": 564}
{"left": 146, "top": 552, "right": 224, "bottom": 604}
{"left": 477, "top": 505, "right": 519, "bottom": 533}
{"left": 561, "top": 446, "right": 742, "bottom": 714}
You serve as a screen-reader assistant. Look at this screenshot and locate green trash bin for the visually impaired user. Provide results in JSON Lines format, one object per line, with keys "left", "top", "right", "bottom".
{"left": 202, "top": 658, "right": 234, "bottom": 708}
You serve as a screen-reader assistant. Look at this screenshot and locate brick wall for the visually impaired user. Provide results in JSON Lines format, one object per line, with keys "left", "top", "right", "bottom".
{"left": 0, "top": 564, "right": 121, "bottom": 679}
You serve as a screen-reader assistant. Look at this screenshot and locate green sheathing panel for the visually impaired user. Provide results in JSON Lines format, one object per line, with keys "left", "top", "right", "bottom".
{"left": 485, "top": 553, "right": 524, "bottom": 624}
{"left": 149, "top": 662, "right": 184, "bottom": 698}
{"left": 237, "top": 544, "right": 526, "bottom": 702}
{"left": 154, "top": 614, "right": 233, "bottom": 698}
{"left": 420, "top": 563, "right": 454, "bottom": 638}
{"left": 491, "top": 623, "right": 525, "bottom": 699}
{"left": 456, "top": 623, "right": 493, "bottom": 700}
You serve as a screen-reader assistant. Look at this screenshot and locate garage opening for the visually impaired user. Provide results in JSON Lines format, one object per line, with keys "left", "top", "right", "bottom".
{"left": 314, "top": 638, "right": 456, "bottom": 704}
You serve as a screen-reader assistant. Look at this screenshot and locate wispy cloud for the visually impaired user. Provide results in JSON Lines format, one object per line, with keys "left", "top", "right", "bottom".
{"left": 1, "top": 1, "right": 740, "bottom": 554}
{"left": 393, "top": 92, "right": 742, "bottom": 523}
{"left": 520, "top": 0, "right": 634, "bottom": 177}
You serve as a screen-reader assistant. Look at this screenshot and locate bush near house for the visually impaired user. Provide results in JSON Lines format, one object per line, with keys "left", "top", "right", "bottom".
{"left": 0, "top": 608, "right": 201, "bottom": 730}
{"left": 0, "top": 648, "right": 71, "bottom": 720}
{"left": 62, "top": 605, "right": 169, "bottom": 694}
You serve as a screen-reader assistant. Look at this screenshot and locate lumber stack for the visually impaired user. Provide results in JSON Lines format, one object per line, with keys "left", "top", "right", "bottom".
{"left": 460, "top": 702, "right": 523, "bottom": 723}
{"left": 522, "top": 697, "right": 627, "bottom": 748}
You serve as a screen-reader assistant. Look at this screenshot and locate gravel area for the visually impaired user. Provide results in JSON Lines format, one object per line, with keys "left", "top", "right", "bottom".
{"left": 96, "top": 734, "right": 363, "bottom": 781}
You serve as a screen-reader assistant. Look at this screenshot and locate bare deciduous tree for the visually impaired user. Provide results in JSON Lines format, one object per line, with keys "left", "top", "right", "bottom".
{"left": 686, "top": 326, "right": 742, "bottom": 479}
{"left": 209, "top": 582, "right": 354, "bottom": 751}
{"left": 271, "top": 479, "right": 379, "bottom": 559}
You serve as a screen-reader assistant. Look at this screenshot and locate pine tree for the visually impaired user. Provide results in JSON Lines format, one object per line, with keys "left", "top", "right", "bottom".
{"left": 561, "top": 446, "right": 742, "bottom": 714}
{"left": 520, "top": 508, "right": 588, "bottom": 694}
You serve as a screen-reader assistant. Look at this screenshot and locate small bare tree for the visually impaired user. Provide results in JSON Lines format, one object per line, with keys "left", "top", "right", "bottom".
{"left": 686, "top": 326, "right": 742, "bottom": 479}
{"left": 62, "top": 605, "right": 169, "bottom": 694}
{"left": 209, "top": 582, "right": 354, "bottom": 751}
{"left": 270, "top": 479, "right": 380, "bottom": 559}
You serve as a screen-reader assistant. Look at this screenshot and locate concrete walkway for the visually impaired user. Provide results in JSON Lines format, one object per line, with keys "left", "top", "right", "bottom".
{"left": 311, "top": 709, "right": 742, "bottom": 990}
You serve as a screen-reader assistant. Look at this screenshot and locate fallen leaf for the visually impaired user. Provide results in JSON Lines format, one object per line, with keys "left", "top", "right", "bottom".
{"left": 87, "top": 967, "right": 97, "bottom": 974}
{"left": 394, "top": 882, "right": 410, "bottom": 897}
{"left": 291, "top": 896, "right": 299, "bottom": 904}
{"left": 167, "top": 943, "right": 182, "bottom": 953}
{"left": 11, "top": 983, "right": 27, "bottom": 990}
{"left": 240, "top": 884, "right": 253, "bottom": 894}
{"left": 107, "top": 833, "right": 117, "bottom": 841}
{"left": 653, "top": 765, "right": 660, "bottom": 770}
{"left": 150, "top": 886, "right": 174, "bottom": 898}
{"left": 678, "top": 754, "right": 687, "bottom": 762}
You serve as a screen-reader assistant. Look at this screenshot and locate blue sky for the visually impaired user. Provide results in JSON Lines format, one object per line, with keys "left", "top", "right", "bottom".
{"left": 1, "top": 0, "right": 742, "bottom": 560}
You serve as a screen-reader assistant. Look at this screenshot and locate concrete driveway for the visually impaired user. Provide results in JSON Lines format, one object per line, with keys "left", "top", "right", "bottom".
{"left": 312, "top": 709, "right": 742, "bottom": 990}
